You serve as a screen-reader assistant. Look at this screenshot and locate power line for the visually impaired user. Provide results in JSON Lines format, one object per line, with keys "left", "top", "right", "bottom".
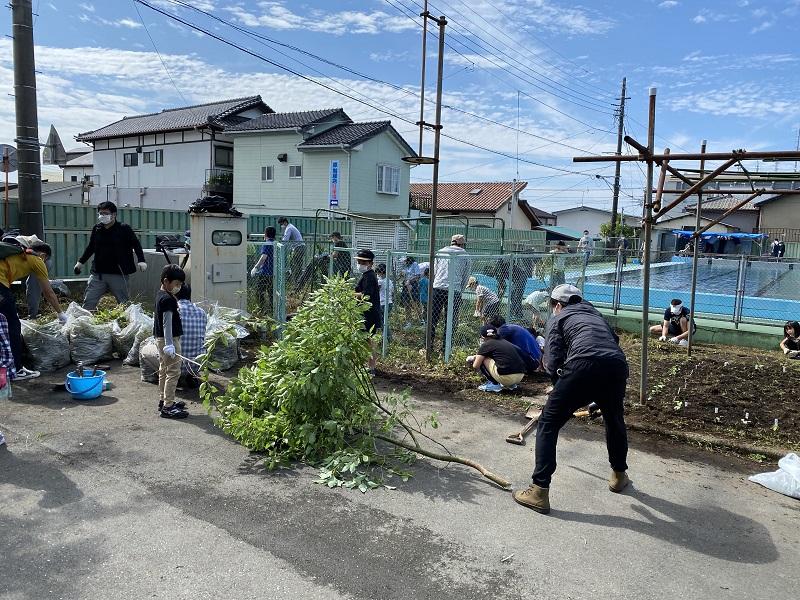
{"left": 134, "top": 0, "right": 611, "bottom": 179}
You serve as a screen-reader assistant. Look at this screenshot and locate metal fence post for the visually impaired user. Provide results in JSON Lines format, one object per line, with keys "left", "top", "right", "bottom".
{"left": 613, "top": 247, "right": 622, "bottom": 315}
{"left": 274, "top": 241, "right": 287, "bottom": 328}
{"left": 506, "top": 252, "right": 514, "bottom": 320}
{"left": 733, "top": 255, "right": 747, "bottom": 328}
{"left": 382, "top": 250, "right": 391, "bottom": 357}
{"left": 444, "top": 253, "right": 455, "bottom": 363}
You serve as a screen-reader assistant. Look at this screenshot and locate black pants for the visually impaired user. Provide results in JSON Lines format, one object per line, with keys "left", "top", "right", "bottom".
{"left": 532, "top": 358, "right": 629, "bottom": 488}
{"left": 430, "top": 288, "right": 462, "bottom": 348}
{"left": 0, "top": 284, "right": 22, "bottom": 371}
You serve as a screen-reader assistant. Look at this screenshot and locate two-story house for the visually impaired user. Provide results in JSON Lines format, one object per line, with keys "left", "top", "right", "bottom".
{"left": 76, "top": 96, "right": 273, "bottom": 209}
{"left": 228, "top": 108, "right": 415, "bottom": 218}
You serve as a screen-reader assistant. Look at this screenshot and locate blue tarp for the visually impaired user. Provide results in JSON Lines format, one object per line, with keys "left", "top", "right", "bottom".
{"left": 672, "top": 230, "right": 766, "bottom": 243}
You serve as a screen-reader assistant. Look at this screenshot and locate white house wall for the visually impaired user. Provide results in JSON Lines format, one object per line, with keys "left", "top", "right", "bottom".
{"left": 554, "top": 209, "right": 639, "bottom": 237}
{"left": 62, "top": 165, "right": 93, "bottom": 182}
{"left": 347, "top": 134, "right": 409, "bottom": 218}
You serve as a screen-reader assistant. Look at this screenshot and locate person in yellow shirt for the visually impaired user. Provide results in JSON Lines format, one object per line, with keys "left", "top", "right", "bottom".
{"left": 0, "top": 241, "right": 67, "bottom": 380}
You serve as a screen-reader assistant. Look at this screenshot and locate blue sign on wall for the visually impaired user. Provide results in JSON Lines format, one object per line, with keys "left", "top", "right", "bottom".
{"left": 329, "top": 160, "right": 340, "bottom": 207}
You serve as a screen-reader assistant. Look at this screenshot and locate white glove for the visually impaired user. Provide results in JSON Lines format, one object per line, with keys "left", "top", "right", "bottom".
{"left": 137, "top": 262, "right": 148, "bottom": 272}
{"left": 466, "top": 355, "right": 475, "bottom": 364}
{"left": 658, "top": 335, "right": 667, "bottom": 342}
{"left": 669, "top": 337, "right": 680, "bottom": 344}
{"left": 73, "top": 262, "right": 83, "bottom": 275}
{"left": 250, "top": 267, "right": 258, "bottom": 277}
{"left": 473, "top": 310, "right": 481, "bottom": 318}
{"left": 163, "top": 344, "right": 176, "bottom": 358}
{"left": 783, "top": 347, "right": 791, "bottom": 355}
{"left": 57, "top": 312, "right": 68, "bottom": 324}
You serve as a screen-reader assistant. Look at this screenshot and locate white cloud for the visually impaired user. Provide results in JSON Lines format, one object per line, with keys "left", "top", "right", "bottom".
{"left": 47, "top": 2, "right": 58, "bottom": 11}
{"left": 751, "top": 8, "right": 768, "bottom": 17}
{"left": 693, "top": 14, "right": 707, "bottom": 23}
{"left": 750, "top": 20, "right": 775, "bottom": 33}
{"left": 658, "top": 1, "right": 679, "bottom": 8}
{"left": 116, "top": 18, "right": 144, "bottom": 29}
{"left": 669, "top": 85, "right": 799, "bottom": 119}
{"left": 78, "top": 2, "right": 95, "bottom": 12}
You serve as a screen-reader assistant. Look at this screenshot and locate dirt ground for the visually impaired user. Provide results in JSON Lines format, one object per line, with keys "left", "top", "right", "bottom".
{"left": 376, "top": 333, "right": 800, "bottom": 458}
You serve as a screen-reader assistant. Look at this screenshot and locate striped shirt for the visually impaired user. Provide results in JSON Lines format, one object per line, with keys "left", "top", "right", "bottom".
{"left": 177, "top": 300, "right": 207, "bottom": 376}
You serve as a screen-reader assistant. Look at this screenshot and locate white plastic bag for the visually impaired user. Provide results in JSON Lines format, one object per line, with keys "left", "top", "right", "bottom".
{"left": 111, "top": 304, "right": 154, "bottom": 364}
{"left": 21, "top": 319, "right": 71, "bottom": 372}
{"left": 68, "top": 316, "right": 114, "bottom": 365}
{"left": 748, "top": 453, "right": 800, "bottom": 500}
{"left": 139, "top": 336, "right": 160, "bottom": 384}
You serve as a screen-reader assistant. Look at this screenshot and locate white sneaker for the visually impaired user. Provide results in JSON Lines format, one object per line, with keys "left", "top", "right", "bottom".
{"left": 15, "top": 367, "right": 40, "bottom": 381}
{"left": 478, "top": 382, "right": 503, "bottom": 393}
{"left": 0, "top": 431, "right": 5, "bottom": 446}
{"left": 678, "top": 339, "right": 688, "bottom": 347}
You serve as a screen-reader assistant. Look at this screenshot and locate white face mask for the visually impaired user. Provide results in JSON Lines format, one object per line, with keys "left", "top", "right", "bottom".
{"left": 357, "top": 264, "right": 370, "bottom": 273}
{"left": 171, "top": 284, "right": 182, "bottom": 295}
{"left": 98, "top": 213, "right": 113, "bottom": 225}
{"left": 670, "top": 304, "right": 683, "bottom": 315}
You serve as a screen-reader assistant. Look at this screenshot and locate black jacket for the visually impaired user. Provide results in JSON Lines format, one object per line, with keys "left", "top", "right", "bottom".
{"left": 543, "top": 301, "right": 625, "bottom": 379}
{"left": 79, "top": 222, "right": 145, "bottom": 276}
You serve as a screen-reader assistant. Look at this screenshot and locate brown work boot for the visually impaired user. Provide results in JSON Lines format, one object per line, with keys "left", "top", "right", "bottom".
{"left": 512, "top": 484, "right": 550, "bottom": 514}
{"left": 608, "top": 470, "right": 630, "bottom": 493}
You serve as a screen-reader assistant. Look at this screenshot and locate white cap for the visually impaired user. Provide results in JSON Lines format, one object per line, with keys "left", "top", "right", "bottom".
{"left": 551, "top": 284, "right": 582, "bottom": 304}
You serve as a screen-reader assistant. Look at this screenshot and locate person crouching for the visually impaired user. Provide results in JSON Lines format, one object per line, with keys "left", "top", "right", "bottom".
{"left": 466, "top": 324, "right": 526, "bottom": 393}
{"left": 155, "top": 264, "right": 188, "bottom": 419}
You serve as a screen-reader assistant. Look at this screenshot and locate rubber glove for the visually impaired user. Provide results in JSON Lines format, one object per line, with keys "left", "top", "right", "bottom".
{"left": 57, "top": 312, "right": 68, "bottom": 325}
{"left": 163, "top": 344, "right": 176, "bottom": 358}
{"left": 658, "top": 335, "right": 667, "bottom": 342}
{"left": 250, "top": 267, "right": 258, "bottom": 277}
{"left": 465, "top": 355, "right": 475, "bottom": 365}
{"left": 669, "top": 337, "right": 680, "bottom": 344}
{"left": 137, "top": 262, "right": 148, "bottom": 272}
{"left": 783, "top": 347, "right": 791, "bottom": 355}
{"left": 73, "top": 261, "right": 83, "bottom": 275}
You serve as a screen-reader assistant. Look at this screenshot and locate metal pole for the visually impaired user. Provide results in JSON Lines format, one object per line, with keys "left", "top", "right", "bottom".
{"left": 733, "top": 254, "right": 746, "bottom": 329}
{"left": 611, "top": 77, "right": 626, "bottom": 233}
{"left": 11, "top": 0, "right": 43, "bottom": 238}
{"left": 640, "top": 88, "right": 657, "bottom": 405}
{"left": 3, "top": 148, "right": 8, "bottom": 230}
{"left": 424, "top": 14, "right": 446, "bottom": 362}
{"left": 687, "top": 140, "right": 706, "bottom": 357}
{"left": 416, "top": 0, "right": 429, "bottom": 157}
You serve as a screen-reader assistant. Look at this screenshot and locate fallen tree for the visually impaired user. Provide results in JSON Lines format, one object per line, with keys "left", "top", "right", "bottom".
{"left": 200, "top": 276, "right": 510, "bottom": 491}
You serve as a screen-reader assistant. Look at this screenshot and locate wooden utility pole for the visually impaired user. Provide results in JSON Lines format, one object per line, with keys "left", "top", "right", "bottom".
{"left": 610, "top": 77, "right": 627, "bottom": 233}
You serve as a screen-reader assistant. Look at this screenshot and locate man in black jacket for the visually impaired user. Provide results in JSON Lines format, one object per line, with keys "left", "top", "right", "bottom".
{"left": 513, "top": 284, "right": 630, "bottom": 514}
{"left": 74, "top": 201, "right": 147, "bottom": 310}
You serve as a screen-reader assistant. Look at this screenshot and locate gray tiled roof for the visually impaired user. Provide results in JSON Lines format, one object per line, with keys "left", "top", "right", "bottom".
{"left": 298, "top": 122, "right": 416, "bottom": 157}
{"left": 77, "top": 96, "right": 270, "bottom": 141}
{"left": 227, "top": 108, "right": 348, "bottom": 132}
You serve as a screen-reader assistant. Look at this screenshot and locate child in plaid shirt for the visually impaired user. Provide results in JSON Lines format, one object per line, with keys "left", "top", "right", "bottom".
{"left": 0, "top": 313, "right": 14, "bottom": 446}
{"left": 176, "top": 283, "right": 207, "bottom": 389}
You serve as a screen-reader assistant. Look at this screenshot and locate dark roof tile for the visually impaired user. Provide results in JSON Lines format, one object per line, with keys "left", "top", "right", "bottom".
{"left": 227, "top": 108, "right": 348, "bottom": 132}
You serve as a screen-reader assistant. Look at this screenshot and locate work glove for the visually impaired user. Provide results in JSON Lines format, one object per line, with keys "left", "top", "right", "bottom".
{"left": 658, "top": 335, "right": 667, "bottom": 342}
{"left": 250, "top": 267, "right": 258, "bottom": 277}
{"left": 57, "top": 312, "right": 68, "bottom": 325}
{"left": 137, "top": 262, "right": 148, "bottom": 272}
{"left": 473, "top": 310, "right": 481, "bottom": 318}
{"left": 163, "top": 344, "right": 176, "bottom": 358}
{"left": 73, "top": 262, "right": 83, "bottom": 275}
{"left": 465, "top": 355, "right": 475, "bottom": 365}
{"left": 783, "top": 347, "right": 791, "bottom": 355}
{"left": 669, "top": 337, "right": 680, "bottom": 344}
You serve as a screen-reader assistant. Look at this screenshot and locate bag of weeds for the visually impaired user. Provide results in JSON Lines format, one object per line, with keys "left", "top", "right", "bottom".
{"left": 205, "top": 312, "right": 249, "bottom": 372}
{"left": 112, "top": 304, "right": 153, "bottom": 362}
{"left": 21, "top": 319, "right": 71, "bottom": 372}
{"left": 68, "top": 316, "right": 114, "bottom": 364}
{"left": 139, "top": 336, "right": 159, "bottom": 384}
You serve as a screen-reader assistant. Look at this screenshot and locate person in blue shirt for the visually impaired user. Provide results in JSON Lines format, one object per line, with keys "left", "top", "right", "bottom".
{"left": 249, "top": 226, "right": 276, "bottom": 314}
{"left": 489, "top": 316, "right": 541, "bottom": 373}
{"left": 418, "top": 267, "right": 430, "bottom": 322}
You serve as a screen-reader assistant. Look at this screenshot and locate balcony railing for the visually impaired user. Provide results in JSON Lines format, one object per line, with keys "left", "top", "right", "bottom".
{"left": 205, "top": 168, "right": 233, "bottom": 195}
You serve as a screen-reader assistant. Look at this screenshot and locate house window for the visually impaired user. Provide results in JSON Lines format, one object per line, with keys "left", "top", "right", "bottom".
{"left": 377, "top": 164, "right": 400, "bottom": 195}
{"left": 142, "top": 151, "right": 155, "bottom": 164}
{"left": 70, "top": 175, "right": 78, "bottom": 182}
{"left": 123, "top": 152, "right": 138, "bottom": 167}
{"left": 289, "top": 165, "right": 302, "bottom": 179}
{"left": 214, "top": 145, "right": 233, "bottom": 168}
{"left": 261, "top": 166, "right": 274, "bottom": 182}
{"left": 155, "top": 149, "right": 163, "bottom": 167}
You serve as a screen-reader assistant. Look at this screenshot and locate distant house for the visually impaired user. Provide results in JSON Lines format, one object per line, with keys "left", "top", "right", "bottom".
{"left": 9, "top": 181, "right": 85, "bottom": 205}
{"left": 61, "top": 149, "right": 93, "bottom": 184}
{"left": 410, "top": 181, "right": 536, "bottom": 230}
{"left": 551, "top": 206, "right": 639, "bottom": 238}
{"left": 76, "top": 96, "right": 273, "bottom": 209}
{"left": 528, "top": 205, "right": 556, "bottom": 226}
{"left": 683, "top": 195, "right": 759, "bottom": 233}
{"left": 654, "top": 213, "right": 740, "bottom": 234}
{"left": 228, "top": 109, "right": 415, "bottom": 218}
{"left": 754, "top": 192, "right": 800, "bottom": 238}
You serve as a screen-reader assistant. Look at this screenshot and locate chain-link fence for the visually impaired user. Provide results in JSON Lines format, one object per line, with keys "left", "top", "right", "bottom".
{"left": 256, "top": 243, "right": 800, "bottom": 362}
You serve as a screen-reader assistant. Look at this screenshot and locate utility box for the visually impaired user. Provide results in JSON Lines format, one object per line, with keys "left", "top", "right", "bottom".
{"left": 190, "top": 213, "right": 248, "bottom": 311}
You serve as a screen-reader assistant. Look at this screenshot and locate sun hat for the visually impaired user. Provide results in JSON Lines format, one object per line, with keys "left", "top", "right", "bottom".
{"left": 355, "top": 249, "right": 375, "bottom": 262}
{"left": 550, "top": 284, "right": 582, "bottom": 304}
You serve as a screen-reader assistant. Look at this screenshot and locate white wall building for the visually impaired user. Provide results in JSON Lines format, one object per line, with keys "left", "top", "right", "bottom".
{"left": 551, "top": 206, "right": 640, "bottom": 238}
{"left": 61, "top": 150, "right": 94, "bottom": 185}
{"left": 76, "top": 97, "right": 272, "bottom": 210}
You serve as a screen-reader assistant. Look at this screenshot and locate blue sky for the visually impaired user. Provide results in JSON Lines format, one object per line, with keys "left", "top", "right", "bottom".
{"left": 1, "top": 0, "right": 799, "bottom": 214}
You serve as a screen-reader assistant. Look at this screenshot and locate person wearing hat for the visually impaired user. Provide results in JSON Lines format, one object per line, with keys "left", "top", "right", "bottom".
{"left": 399, "top": 255, "right": 421, "bottom": 328}
{"left": 466, "top": 276, "right": 501, "bottom": 322}
{"left": 354, "top": 249, "right": 380, "bottom": 375}
{"left": 513, "top": 284, "right": 630, "bottom": 514}
{"left": 431, "top": 234, "right": 472, "bottom": 348}
{"left": 329, "top": 231, "right": 351, "bottom": 277}
{"left": 466, "top": 324, "right": 526, "bottom": 393}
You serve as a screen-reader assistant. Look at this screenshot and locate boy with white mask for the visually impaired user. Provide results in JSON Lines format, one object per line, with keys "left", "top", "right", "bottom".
{"left": 650, "top": 298, "right": 695, "bottom": 347}
{"left": 154, "top": 264, "right": 188, "bottom": 419}
{"left": 75, "top": 201, "right": 147, "bottom": 310}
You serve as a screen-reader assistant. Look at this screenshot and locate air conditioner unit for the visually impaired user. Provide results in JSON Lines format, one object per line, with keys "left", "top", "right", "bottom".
{"left": 277, "top": 153, "right": 288, "bottom": 162}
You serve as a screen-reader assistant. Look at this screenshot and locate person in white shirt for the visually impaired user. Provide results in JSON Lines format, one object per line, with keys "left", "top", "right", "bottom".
{"left": 277, "top": 216, "right": 305, "bottom": 285}
{"left": 431, "top": 234, "right": 472, "bottom": 349}
{"left": 577, "top": 230, "right": 593, "bottom": 267}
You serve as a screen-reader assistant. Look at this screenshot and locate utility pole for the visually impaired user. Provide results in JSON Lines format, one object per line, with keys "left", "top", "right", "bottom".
{"left": 610, "top": 77, "right": 627, "bottom": 234}
{"left": 639, "top": 87, "right": 656, "bottom": 405}
{"left": 11, "top": 0, "right": 43, "bottom": 237}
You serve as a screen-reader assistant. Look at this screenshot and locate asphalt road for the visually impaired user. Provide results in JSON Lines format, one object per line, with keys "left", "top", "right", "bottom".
{"left": 1, "top": 364, "right": 798, "bottom": 600}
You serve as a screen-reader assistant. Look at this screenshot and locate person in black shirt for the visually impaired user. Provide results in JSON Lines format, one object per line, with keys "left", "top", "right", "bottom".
{"left": 75, "top": 201, "right": 147, "bottom": 310}
{"left": 354, "top": 249, "right": 380, "bottom": 376}
{"left": 650, "top": 298, "right": 696, "bottom": 346}
{"left": 330, "top": 231, "right": 351, "bottom": 277}
{"left": 466, "top": 324, "right": 526, "bottom": 393}
{"left": 780, "top": 321, "right": 800, "bottom": 358}
{"left": 154, "top": 264, "right": 187, "bottom": 419}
